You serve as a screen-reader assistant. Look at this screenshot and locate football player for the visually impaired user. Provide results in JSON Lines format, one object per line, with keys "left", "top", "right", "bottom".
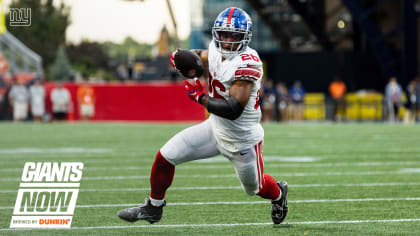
{"left": 118, "top": 7, "right": 288, "bottom": 225}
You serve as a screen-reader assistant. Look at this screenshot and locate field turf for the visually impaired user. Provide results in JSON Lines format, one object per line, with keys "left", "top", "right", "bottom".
{"left": 0, "top": 122, "right": 420, "bottom": 235}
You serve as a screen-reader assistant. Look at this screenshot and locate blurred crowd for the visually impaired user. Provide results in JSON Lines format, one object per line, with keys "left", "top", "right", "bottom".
{"left": 4, "top": 77, "right": 95, "bottom": 122}
{"left": 260, "top": 79, "right": 306, "bottom": 122}
{"left": 1, "top": 46, "right": 420, "bottom": 123}
{"left": 260, "top": 76, "right": 420, "bottom": 123}
{"left": 384, "top": 76, "right": 419, "bottom": 124}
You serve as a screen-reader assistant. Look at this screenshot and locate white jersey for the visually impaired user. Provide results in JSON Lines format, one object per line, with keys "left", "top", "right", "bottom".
{"left": 51, "top": 88, "right": 71, "bottom": 113}
{"left": 207, "top": 40, "right": 264, "bottom": 152}
{"left": 9, "top": 85, "right": 29, "bottom": 104}
{"left": 30, "top": 85, "right": 45, "bottom": 107}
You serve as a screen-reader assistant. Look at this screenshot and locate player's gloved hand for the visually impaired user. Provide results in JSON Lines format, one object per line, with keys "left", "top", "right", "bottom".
{"left": 184, "top": 79, "right": 205, "bottom": 103}
{"left": 169, "top": 48, "right": 180, "bottom": 70}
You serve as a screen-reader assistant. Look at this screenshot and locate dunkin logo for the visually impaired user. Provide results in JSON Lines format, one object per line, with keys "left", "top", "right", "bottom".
{"left": 10, "top": 162, "right": 83, "bottom": 229}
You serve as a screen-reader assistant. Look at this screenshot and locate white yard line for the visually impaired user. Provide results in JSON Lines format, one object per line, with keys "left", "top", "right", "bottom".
{"left": 0, "top": 155, "right": 319, "bottom": 163}
{"left": 1, "top": 182, "right": 420, "bottom": 193}
{"left": 0, "top": 148, "right": 113, "bottom": 154}
{"left": 2, "top": 161, "right": 420, "bottom": 173}
{"left": 3, "top": 169, "right": 419, "bottom": 182}
{"left": 0, "top": 186, "right": 242, "bottom": 193}
{"left": 1, "top": 218, "right": 420, "bottom": 231}
{"left": 1, "top": 197, "right": 420, "bottom": 210}
{"left": 195, "top": 156, "right": 320, "bottom": 163}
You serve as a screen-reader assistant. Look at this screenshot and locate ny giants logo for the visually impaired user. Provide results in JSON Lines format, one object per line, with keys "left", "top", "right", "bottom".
{"left": 10, "top": 162, "right": 83, "bottom": 229}
{"left": 9, "top": 8, "right": 31, "bottom": 27}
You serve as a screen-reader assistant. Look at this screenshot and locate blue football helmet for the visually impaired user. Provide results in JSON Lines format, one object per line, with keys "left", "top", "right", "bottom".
{"left": 212, "top": 7, "right": 252, "bottom": 58}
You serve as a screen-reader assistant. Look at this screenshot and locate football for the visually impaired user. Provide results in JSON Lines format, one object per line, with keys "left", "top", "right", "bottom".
{"left": 174, "top": 49, "right": 204, "bottom": 78}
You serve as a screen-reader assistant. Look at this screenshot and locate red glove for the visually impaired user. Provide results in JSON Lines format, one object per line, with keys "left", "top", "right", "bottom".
{"left": 169, "top": 48, "right": 180, "bottom": 70}
{"left": 184, "top": 79, "right": 205, "bottom": 103}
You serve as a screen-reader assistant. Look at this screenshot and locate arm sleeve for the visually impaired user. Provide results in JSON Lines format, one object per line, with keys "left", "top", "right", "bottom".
{"left": 205, "top": 96, "right": 244, "bottom": 121}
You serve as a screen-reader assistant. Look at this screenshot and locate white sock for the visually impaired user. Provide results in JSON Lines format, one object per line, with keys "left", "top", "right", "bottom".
{"left": 274, "top": 190, "right": 282, "bottom": 201}
{"left": 149, "top": 197, "right": 165, "bottom": 207}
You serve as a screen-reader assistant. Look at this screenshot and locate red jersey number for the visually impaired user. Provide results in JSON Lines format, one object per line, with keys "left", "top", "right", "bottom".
{"left": 208, "top": 72, "right": 226, "bottom": 99}
{"left": 240, "top": 54, "right": 260, "bottom": 62}
{"left": 254, "top": 89, "right": 261, "bottom": 110}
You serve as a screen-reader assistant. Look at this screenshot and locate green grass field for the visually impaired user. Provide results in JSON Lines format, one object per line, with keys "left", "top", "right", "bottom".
{"left": 1, "top": 122, "right": 420, "bottom": 235}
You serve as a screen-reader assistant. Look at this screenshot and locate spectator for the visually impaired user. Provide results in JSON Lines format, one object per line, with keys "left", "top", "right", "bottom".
{"left": 9, "top": 78, "right": 29, "bottom": 122}
{"left": 0, "top": 53, "right": 9, "bottom": 106}
{"left": 29, "top": 79, "right": 45, "bottom": 122}
{"left": 404, "top": 79, "right": 417, "bottom": 124}
{"left": 77, "top": 80, "right": 96, "bottom": 121}
{"left": 329, "top": 76, "right": 347, "bottom": 121}
{"left": 51, "top": 82, "right": 71, "bottom": 121}
{"left": 289, "top": 80, "right": 305, "bottom": 121}
{"left": 275, "top": 82, "right": 289, "bottom": 122}
{"left": 385, "top": 77, "right": 403, "bottom": 122}
{"left": 261, "top": 79, "right": 275, "bottom": 122}
{"left": 0, "top": 52, "right": 9, "bottom": 74}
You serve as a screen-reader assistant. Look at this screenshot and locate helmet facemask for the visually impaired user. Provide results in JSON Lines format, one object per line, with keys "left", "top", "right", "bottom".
{"left": 212, "top": 27, "right": 251, "bottom": 59}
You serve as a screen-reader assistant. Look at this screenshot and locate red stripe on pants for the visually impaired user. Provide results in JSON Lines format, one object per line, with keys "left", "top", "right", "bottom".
{"left": 256, "top": 141, "right": 281, "bottom": 200}
{"left": 255, "top": 144, "right": 262, "bottom": 190}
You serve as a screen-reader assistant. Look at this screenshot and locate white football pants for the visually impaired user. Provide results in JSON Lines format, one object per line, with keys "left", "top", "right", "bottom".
{"left": 160, "top": 119, "right": 264, "bottom": 195}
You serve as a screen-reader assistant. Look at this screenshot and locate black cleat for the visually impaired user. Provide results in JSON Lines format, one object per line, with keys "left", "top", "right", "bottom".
{"left": 271, "top": 181, "right": 288, "bottom": 224}
{"left": 117, "top": 198, "right": 165, "bottom": 224}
